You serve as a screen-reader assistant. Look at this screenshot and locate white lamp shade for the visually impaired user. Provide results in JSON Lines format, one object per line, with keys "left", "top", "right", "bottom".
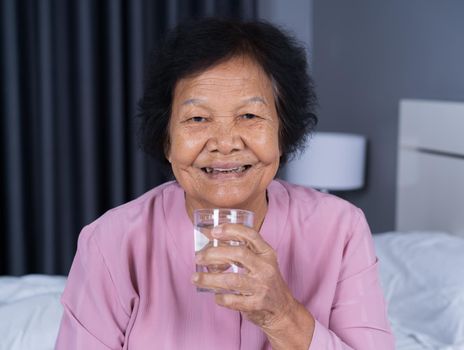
{"left": 285, "top": 132, "right": 367, "bottom": 191}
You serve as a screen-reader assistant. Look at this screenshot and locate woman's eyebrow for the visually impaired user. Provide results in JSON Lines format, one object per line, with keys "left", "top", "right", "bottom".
{"left": 181, "top": 98, "right": 204, "bottom": 106}
{"left": 181, "top": 96, "right": 267, "bottom": 107}
{"left": 243, "top": 96, "right": 267, "bottom": 105}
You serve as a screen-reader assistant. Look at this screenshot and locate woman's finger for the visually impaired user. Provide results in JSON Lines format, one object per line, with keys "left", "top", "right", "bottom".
{"left": 196, "top": 245, "right": 262, "bottom": 273}
{"left": 214, "top": 293, "right": 264, "bottom": 313}
{"left": 211, "top": 223, "right": 274, "bottom": 256}
{"left": 192, "top": 271, "right": 254, "bottom": 295}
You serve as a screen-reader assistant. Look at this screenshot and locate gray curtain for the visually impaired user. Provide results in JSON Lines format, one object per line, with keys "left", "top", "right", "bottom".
{"left": 0, "top": 0, "right": 257, "bottom": 276}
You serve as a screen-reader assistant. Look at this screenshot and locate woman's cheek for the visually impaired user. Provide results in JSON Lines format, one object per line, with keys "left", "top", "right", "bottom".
{"left": 171, "top": 134, "right": 207, "bottom": 168}
{"left": 251, "top": 130, "right": 280, "bottom": 164}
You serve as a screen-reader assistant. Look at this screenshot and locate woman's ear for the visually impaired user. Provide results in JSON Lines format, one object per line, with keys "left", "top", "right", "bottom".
{"left": 164, "top": 140, "right": 172, "bottom": 163}
{"left": 165, "top": 152, "right": 171, "bottom": 164}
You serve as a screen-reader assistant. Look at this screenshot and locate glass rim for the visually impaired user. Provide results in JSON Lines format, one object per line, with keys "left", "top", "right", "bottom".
{"left": 193, "top": 208, "right": 254, "bottom": 216}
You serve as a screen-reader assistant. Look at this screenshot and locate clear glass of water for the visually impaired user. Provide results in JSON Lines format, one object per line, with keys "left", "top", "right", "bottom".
{"left": 193, "top": 208, "right": 254, "bottom": 293}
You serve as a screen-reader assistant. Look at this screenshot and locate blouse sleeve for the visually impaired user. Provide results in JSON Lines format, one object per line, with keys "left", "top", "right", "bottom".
{"left": 308, "top": 209, "right": 395, "bottom": 349}
{"left": 55, "top": 225, "right": 131, "bottom": 350}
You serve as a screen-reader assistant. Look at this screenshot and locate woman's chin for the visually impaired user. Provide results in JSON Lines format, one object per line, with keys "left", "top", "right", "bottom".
{"left": 195, "top": 189, "right": 258, "bottom": 210}
{"left": 202, "top": 198, "right": 251, "bottom": 210}
{"left": 182, "top": 167, "right": 274, "bottom": 210}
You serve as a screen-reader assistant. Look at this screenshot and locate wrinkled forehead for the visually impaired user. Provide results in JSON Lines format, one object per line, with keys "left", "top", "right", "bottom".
{"left": 172, "top": 55, "right": 279, "bottom": 106}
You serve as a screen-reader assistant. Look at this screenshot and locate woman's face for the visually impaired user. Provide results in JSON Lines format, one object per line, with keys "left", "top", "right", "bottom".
{"left": 167, "top": 56, "right": 281, "bottom": 213}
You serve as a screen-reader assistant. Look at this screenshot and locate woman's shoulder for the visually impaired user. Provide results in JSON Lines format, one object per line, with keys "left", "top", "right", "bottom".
{"left": 106, "top": 180, "right": 179, "bottom": 216}
{"left": 270, "top": 179, "right": 365, "bottom": 237}
{"left": 272, "top": 179, "right": 369, "bottom": 249}
{"left": 79, "top": 181, "right": 182, "bottom": 245}
{"left": 272, "top": 179, "right": 361, "bottom": 215}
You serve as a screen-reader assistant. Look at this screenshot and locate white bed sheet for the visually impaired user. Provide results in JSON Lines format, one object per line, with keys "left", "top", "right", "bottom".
{"left": 0, "top": 275, "right": 66, "bottom": 350}
{"left": 374, "top": 231, "right": 464, "bottom": 350}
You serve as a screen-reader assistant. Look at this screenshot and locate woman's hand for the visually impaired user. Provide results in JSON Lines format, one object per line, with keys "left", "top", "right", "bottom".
{"left": 192, "top": 223, "right": 315, "bottom": 349}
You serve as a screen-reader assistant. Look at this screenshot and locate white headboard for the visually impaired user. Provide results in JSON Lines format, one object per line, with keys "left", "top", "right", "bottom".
{"left": 396, "top": 99, "right": 464, "bottom": 238}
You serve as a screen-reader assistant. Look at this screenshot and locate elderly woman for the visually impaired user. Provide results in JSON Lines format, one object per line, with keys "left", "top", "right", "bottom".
{"left": 56, "top": 18, "right": 394, "bottom": 349}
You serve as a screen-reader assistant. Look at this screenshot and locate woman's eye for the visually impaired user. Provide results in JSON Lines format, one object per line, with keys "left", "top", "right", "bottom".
{"left": 241, "top": 113, "right": 257, "bottom": 120}
{"left": 190, "top": 116, "right": 206, "bottom": 122}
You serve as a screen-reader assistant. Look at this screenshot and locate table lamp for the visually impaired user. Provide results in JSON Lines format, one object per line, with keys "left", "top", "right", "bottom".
{"left": 285, "top": 132, "right": 367, "bottom": 192}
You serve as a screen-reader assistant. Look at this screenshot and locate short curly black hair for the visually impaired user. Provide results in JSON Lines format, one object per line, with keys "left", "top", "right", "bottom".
{"left": 138, "top": 17, "right": 317, "bottom": 167}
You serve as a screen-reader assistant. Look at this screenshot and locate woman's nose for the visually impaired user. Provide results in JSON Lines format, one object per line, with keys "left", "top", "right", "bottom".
{"left": 206, "top": 122, "right": 245, "bottom": 154}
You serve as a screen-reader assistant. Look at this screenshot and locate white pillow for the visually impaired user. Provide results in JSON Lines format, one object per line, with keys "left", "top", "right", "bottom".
{"left": 0, "top": 275, "right": 66, "bottom": 350}
{"left": 374, "top": 232, "right": 464, "bottom": 349}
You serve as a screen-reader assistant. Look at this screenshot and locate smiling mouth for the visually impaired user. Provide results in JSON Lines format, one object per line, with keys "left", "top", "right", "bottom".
{"left": 201, "top": 165, "right": 252, "bottom": 174}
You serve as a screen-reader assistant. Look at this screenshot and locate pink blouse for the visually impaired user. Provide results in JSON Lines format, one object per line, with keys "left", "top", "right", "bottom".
{"left": 55, "top": 180, "right": 394, "bottom": 349}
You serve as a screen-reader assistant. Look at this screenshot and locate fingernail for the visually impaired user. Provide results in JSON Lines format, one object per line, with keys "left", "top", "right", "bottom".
{"left": 191, "top": 273, "right": 199, "bottom": 282}
{"left": 211, "top": 226, "right": 222, "bottom": 237}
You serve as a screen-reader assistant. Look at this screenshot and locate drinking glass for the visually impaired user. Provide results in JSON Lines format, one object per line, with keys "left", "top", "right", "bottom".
{"left": 194, "top": 208, "right": 254, "bottom": 293}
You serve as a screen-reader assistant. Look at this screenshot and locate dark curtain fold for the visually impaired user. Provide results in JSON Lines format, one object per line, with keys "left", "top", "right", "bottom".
{"left": 0, "top": 0, "right": 257, "bottom": 276}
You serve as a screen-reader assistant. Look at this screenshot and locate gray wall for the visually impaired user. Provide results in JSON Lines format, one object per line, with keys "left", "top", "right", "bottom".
{"left": 261, "top": 0, "right": 464, "bottom": 232}
{"left": 312, "top": 0, "right": 464, "bottom": 232}
{"left": 258, "top": 0, "right": 312, "bottom": 53}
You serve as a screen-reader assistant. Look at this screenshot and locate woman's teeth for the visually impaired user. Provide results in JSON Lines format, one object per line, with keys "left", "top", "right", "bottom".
{"left": 203, "top": 165, "right": 249, "bottom": 174}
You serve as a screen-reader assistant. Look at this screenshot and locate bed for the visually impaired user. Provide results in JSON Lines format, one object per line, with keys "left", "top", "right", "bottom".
{"left": 0, "top": 275, "right": 65, "bottom": 350}
{"left": 374, "top": 231, "right": 464, "bottom": 349}
{"left": 0, "top": 99, "right": 463, "bottom": 349}
{"left": 375, "top": 99, "right": 464, "bottom": 349}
